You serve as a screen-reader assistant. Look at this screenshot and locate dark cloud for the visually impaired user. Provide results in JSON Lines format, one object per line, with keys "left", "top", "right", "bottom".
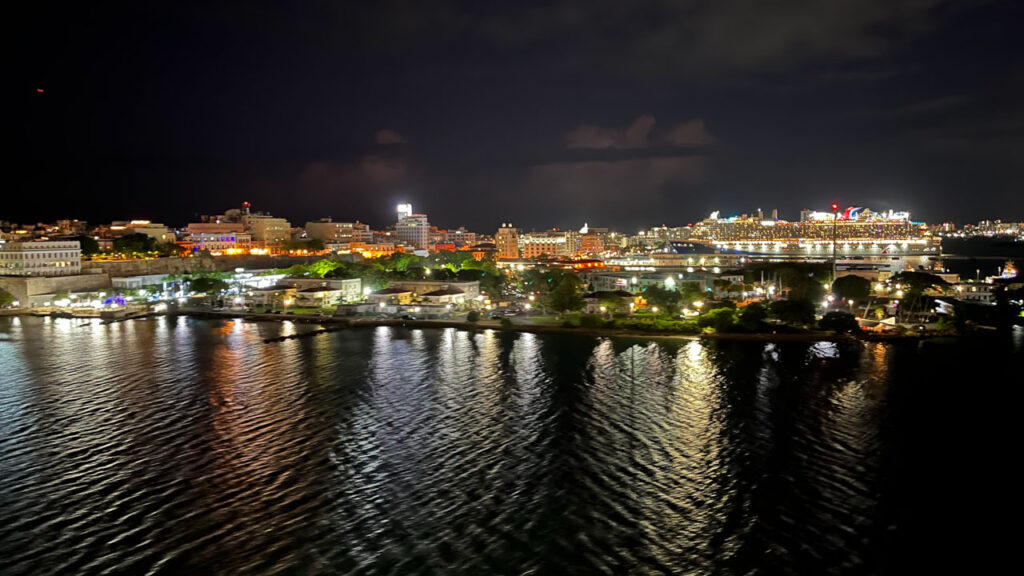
{"left": 374, "top": 129, "right": 408, "bottom": 144}
{"left": 565, "top": 115, "right": 655, "bottom": 149}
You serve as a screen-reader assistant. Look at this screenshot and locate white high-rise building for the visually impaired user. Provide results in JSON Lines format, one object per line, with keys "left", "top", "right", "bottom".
{"left": 395, "top": 204, "right": 430, "bottom": 250}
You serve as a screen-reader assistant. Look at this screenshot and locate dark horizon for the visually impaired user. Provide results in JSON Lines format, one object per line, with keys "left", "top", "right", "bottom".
{"left": 8, "top": 1, "right": 1024, "bottom": 231}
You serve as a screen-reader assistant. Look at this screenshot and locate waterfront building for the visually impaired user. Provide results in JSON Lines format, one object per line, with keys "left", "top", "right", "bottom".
{"left": 290, "top": 278, "right": 361, "bottom": 303}
{"left": 495, "top": 223, "right": 520, "bottom": 259}
{"left": 294, "top": 286, "right": 345, "bottom": 308}
{"left": 386, "top": 280, "right": 481, "bottom": 301}
{"left": 582, "top": 290, "right": 636, "bottom": 314}
{"left": 0, "top": 240, "right": 82, "bottom": 277}
{"left": 247, "top": 284, "right": 297, "bottom": 308}
{"left": 112, "top": 274, "right": 171, "bottom": 291}
{"left": 420, "top": 286, "right": 468, "bottom": 306}
{"left": 366, "top": 287, "right": 414, "bottom": 305}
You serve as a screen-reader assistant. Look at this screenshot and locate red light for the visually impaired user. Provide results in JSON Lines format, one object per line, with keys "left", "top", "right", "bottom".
{"left": 36, "top": 88, "right": 44, "bottom": 93}
{"left": 831, "top": 203, "right": 839, "bottom": 212}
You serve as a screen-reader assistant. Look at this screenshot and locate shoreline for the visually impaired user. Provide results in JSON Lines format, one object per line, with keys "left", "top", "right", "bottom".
{"left": 4, "top": 308, "right": 967, "bottom": 342}
{"left": 168, "top": 309, "right": 958, "bottom": 343}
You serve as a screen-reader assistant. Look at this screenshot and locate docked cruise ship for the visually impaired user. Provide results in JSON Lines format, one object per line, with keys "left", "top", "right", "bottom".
{"left": 689, "top": 206, "right": 940, "bottom": 256}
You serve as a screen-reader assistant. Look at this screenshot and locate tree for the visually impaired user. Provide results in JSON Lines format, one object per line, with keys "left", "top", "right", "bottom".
{"left": 819, "top": 311, "right": 860, "bottom": 333}
{"left": 544, "top": 277, "right": 584, "bottom": 314}
{"left": 769, "top": 299, "right": 816, "bottom": 326}
{"left": 75, "top": 235, "right": 100, "bottom": 255}
{"left": 113, "top": 233, "right": 157, "bottom": 255}
{"left": 156, "top": 242, "right": 186, "bottom": 257}
{"left": 467, "top": 310, "right": 480, "bottom": 323}
{"left": 643, "top": 285, "right": 682, "bottom": 316}
{"left": 831, "top": 275, "right": 870, "bottom": 300}
{"left": 738, "top": 302, "right": 768, "bottom": 331}
{"left": 599, "top": 294, "right": 629, "bottom": 315}
{"left": 678, "top": 281, "right": 707, "bottom": 307}
{"left": 890, "top": 271, "right": 949, "bottom": 322}
{"left": 777, "top": 265, "right": 827, "bottom": 302}
{"left": 0, "top": 288, "right": 14, "bottom": 308}
{"left": 698, "top": 307, "right": 737, "bottom": 332}
{"left": 190, "top": 277, "right": 229, "bottom": 294}
{"left": 307, "top": 259, "right": 343, "bottom": 278}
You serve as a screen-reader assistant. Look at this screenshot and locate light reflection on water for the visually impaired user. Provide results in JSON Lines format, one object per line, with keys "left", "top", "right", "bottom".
{"left": 1, "top": 317, "right": 1017, "bottom": 574}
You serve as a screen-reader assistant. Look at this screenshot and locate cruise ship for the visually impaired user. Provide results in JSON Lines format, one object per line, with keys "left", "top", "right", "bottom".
{"left": 688, "top": 206, "right": 940, "bottom": 256}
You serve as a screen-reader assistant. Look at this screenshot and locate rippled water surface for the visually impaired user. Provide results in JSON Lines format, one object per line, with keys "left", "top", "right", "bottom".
{"left": 2, "top": 317, "right": 1019, "bottom": 574}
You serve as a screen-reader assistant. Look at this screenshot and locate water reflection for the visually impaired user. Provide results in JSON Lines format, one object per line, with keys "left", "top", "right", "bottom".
{"left": 1, "top": 319, "right": 989, "bottom": 574}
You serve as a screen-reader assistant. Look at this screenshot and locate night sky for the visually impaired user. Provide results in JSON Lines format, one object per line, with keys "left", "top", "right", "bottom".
{"left": 8, "top": 0, "right": 1024, "bottom": 231}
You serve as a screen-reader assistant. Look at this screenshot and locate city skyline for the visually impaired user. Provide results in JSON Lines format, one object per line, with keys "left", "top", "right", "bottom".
{"left": 9, "top": 1, "right": 1024, "bottom": 230}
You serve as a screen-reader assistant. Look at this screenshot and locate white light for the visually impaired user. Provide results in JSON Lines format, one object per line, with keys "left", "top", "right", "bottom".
{"left": 524, "top": 303, "right": 531, "bottom": 310}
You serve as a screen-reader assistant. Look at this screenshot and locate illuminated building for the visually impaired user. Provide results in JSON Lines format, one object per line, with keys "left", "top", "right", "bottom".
{"left": 395, "top": 204, "right": 430, "bottom": 250}
{"left": 304, "top": 219, "right": 373, "bottom": 243}
{"left": 495, "top": 223, "right": 520, "bottom": 259}
{"left": 183, "top": 233, "right": 252, "bottom": 255}
{"left": 109, "top": 220, "right": 176, "bottom": 243}
{"left": 246, "top": 215, "right": 291, "bottom": 246}
{"left": 520, "top": 230, "right": 572, "bottom": 259}
{"left": 0, "top": 240, "right": 82, "bottom": 276}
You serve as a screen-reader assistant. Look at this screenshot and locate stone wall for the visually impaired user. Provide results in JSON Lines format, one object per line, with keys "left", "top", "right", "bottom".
{"left": 82, "top": 254, "right": 326, "bottom": 278}
{"left": 0, "top": 274, "right": 112, "bottom": 307}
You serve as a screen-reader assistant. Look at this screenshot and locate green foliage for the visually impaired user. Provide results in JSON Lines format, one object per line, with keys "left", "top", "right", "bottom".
{"left": 156, "top": 242, "right": 186, "bottom": 257}
{"left": 643, "top": 285, "right": 682, "bottom": 316}
{"left": 75, "top": 235, "right": 100, "bottom": 255}
{"left": 818, "top": 311, "right": 860, "bottom": 333}
{"left": 738, "top": 302, "right": 768, "bottom": 331}
{"left": 307, "top": 259, "right": 344, "bottom": 278}
{"left": 891, "top": 271, "right": 949, "bottom": 293}
{"left": 578, "top": 314, "right": 604, "bottom": 328}
{"left": 0, "top": 288, "right": 14, "bottom": 308}
{"left": 598, "top": 294, "right": 629, "bottom": 315}
{"left": 608, "top": 317, "right": 701, "bottom": 333}
{"left": 521, "top": 269, "right": 572, "bottom": 293}
{"left": 678, "top": 281, "right": 707, "bottom": 306}
{"left": 544, "top": 277, "right": 584, "bottom": 314}
{"left": 190, "top": 277, "right": 230, "bottom": 294}
{"left": 831, "top": 275, "right": 871, "bottom": 300}
{"left": 466, "top": 310, "right": 480, "bottom": 323}
{"left": 280, "top": 239, "right": 324, "bottom": 251}
{"left": 698, "top": 307, "right": 737, "bottom": 332}
{"left": 769, "top": 299, "right": 817, "bottom": 326}
{"left": 499, "top": 317, "right": 513, "bottom": 329}
{"left": 113, "top": 233, "right": 157, "bottom": 255}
